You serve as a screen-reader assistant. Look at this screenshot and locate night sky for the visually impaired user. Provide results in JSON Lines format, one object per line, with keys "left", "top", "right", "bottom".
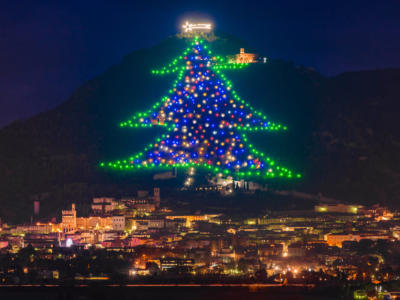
{"left": 1, "top": 0, "right": 399, "bottom": 128}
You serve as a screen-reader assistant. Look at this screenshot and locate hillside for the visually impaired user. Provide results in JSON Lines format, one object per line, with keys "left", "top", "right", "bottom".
{"left": 1, "top": 34, "right": 399, "bottom": 223}
{"left": 311, "top": 69, "right": 400, "bottom": 206}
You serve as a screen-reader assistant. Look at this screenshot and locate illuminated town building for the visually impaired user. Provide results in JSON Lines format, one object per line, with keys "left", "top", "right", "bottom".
{"left": 315, "top": 203, "right": 364, "bottom": 214}
{"left": 61, "top": 204, "right": 77, "bottom": 232}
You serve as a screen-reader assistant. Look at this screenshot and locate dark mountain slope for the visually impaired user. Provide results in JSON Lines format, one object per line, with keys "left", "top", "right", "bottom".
{"left": 0, "top": 34, "right": 399, "bottom": 223}
{"left": 311, "top": 69, "right": 400, "bottom": 206}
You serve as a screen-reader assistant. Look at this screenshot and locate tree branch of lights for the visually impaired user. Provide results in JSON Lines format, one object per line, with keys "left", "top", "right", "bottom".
{"left": 100, "top": 37, "right": 301, "bottom": 180}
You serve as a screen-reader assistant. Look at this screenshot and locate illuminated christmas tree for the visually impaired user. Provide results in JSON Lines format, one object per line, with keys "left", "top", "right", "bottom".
{"left": 101, "top": 37, "right": 300, "bottom": 181}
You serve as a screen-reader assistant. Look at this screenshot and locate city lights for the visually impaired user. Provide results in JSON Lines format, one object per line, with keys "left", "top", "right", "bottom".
{"left": 0, "top": 189, "right": 398, "bottom": 295}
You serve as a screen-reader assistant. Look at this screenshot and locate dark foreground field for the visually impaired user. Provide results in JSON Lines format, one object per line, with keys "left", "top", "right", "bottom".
{"left": 0, "top": 285, "right": 345, "bottom": 300}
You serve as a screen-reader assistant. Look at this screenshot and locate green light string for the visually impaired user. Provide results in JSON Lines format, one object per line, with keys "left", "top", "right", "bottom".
{"left": 101, "top": 36, "right": 300, "bottom": 179}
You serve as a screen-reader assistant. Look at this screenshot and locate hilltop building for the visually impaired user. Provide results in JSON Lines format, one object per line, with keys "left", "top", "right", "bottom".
{"left": 228, "top": 48, "right": 266, "bottom": 64}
